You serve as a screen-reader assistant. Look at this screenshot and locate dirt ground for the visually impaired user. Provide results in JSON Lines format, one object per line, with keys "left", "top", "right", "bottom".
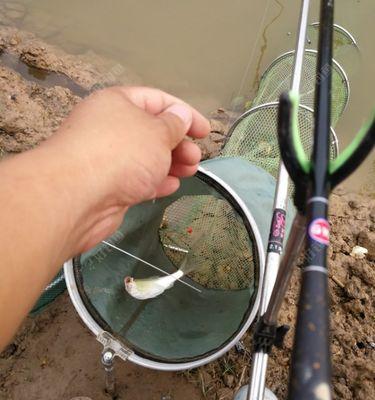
{"left": 0, "top": 25, "right": 374, "bottom": 400}
{"left": 0, "top": 294, "right": 203, "bottom": 400}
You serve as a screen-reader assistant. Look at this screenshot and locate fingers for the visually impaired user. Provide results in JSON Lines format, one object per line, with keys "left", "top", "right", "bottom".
{"left": 172, "top": 140, "right": 201, "bottom": 166}
{"left": 119, "top": 86, "right": 211, "bottom": 139}
{"left": 155, "top": 176, "right": 180, "bottom": 198}
{"left": 170, "top": 139, "right": 201, "bottom": 177}
{"left": 155, "top": 140, "right": 201, "bottom": 196}
{"left": 157, "top": 104, "right": 193, "bottom": 148}
{"left": 169, "top": 163, "right": 198, "bottom": 177}
{"left": 155, "top": 161, "right": 198, "bottom": 199}
{"left": 156, "top": 139, "right": 200, "bottom": 198}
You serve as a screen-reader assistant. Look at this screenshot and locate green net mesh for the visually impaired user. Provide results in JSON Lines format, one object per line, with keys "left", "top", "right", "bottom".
{"left": 307, "top": 23, "right": 359, "bottom": 64}
{"left": 249, "top": 50, "right": 348, "bottom": 127}
{"left": 220, "top": 103, "right": 338, "bottom": 180}
{"left": 31, "top": 270, "right": 66, "bottom": 315}
{"left": 159, "top": 194, "right": 255, "bottom": 290}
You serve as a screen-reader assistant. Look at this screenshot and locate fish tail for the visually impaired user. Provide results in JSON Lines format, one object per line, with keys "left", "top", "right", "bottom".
{"left": 164, "top": 270, "right": 184, "bottom": 289}
{"left": 172, "top": 270, "right": 184, "bottom": 280}
{"left": 157, "top": 270, "right": 184, "bottom": 291}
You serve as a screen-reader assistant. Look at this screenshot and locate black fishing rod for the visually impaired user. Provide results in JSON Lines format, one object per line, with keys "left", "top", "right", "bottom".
{"left": 289, "top": 0, "right": 333, "bottom": 397}
{"left": 275, "top": 0, "right": 375, "bottom": 398}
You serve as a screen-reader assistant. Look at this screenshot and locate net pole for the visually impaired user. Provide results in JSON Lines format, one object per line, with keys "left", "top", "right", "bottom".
{"left": 246, "top": 1, "right": 311, "bottom": 399}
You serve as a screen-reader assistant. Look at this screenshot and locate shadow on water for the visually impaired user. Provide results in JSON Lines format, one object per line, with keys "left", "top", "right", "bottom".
{"left": 0, "top": 51, "right": 89, "bottom": 97}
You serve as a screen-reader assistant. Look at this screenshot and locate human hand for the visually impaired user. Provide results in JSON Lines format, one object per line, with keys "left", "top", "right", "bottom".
{"left": 39, "top": 86, "right": 210, "bottom": 253}
{"left": 0, "top": 86, "right": 210, "bottom": 345}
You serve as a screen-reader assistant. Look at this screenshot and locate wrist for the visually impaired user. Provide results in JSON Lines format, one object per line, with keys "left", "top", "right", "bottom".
{"left": 0, "top": 145, "right": 90, "bottom": 263}
{"left": 35, "top": 136, "right": 126, "bottom": 256}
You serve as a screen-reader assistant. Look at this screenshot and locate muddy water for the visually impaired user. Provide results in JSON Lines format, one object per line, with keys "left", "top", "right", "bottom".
{"left": 1, "top": 0, "right": 374, "bottom": 191}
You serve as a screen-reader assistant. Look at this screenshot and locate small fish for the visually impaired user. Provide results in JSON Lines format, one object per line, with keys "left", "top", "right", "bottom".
{"left": 124, "top": 270, "right": 184, "bottom": 300}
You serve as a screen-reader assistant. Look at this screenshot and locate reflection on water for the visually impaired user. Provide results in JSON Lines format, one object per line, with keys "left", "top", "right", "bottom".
{"left": 0, "top": 0, "right": 374, "bottom": 192}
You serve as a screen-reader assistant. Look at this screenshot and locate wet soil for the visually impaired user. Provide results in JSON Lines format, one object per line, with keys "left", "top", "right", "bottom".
{"left": 0, "top": 25, "right": 374, "bottom": 400}
{"left": 0, "top": 295, "right": 202, "bottom": 400}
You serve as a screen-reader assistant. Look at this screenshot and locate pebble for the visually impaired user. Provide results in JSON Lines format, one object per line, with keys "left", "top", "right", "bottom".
{"left": 350, "top": 245, "right": 368, "bottom": 259}
{"left": 348, "top": 199, "right": 360, "bottom": 209}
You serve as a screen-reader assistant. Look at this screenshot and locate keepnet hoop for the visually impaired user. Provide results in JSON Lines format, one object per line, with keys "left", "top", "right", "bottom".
{"left": 64, "top": 158, "right": 287, "bottom": 370}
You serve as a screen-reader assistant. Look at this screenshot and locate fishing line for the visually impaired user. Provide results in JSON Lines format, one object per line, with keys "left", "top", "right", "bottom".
{"left": 101, "top": 240, "right": 202, "bottom": 293}
{"left": 251, "top": 0, "right": 285, "bottom": 92}
{"left": 226, "top": 0, "right": 272, "bottom": 129}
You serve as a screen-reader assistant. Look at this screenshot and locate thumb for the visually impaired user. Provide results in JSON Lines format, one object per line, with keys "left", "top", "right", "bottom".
{"left": 158, "top": 104, "right": 193, "bottom": 148}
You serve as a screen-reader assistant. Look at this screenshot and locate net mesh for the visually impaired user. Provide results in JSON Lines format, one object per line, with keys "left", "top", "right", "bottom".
{"left": 159, "top": 195, "right": 254, "bottom": 290}
{"left": 220, "top": 103, "right": 338, "bottom": 179}
{"left": 250, "top": 50, "right": 349, "bottom": 127}
{"left": 307, "top": 23, "right": 358, "bottom": 61}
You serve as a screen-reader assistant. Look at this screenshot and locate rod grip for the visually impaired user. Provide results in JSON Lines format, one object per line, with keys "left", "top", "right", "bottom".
{"left": 289, "top": 266, "right": 331, "bottom": 399}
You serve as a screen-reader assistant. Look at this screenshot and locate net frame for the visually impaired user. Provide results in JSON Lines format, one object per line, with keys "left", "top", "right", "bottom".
{"left": 309, "top": 22, "right": 358, "bottom": 48}
{"left": 220, "top": 102, "right": 339, "bottom": 179}
{"left": 64, "top": 164, "right": 266, "bottom": 370}
{"left": 251, "top": 49, "right": 350, "bottom": 126}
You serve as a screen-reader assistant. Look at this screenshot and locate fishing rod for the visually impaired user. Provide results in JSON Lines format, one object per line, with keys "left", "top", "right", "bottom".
{"left": 288, "top": 0, "right": 334, "bottom": 396}
{"left": 246, "top": 1, "right": 311, "bottom": 399}
{"left": 275, "top": 0, "right": 375, "bottom": 398}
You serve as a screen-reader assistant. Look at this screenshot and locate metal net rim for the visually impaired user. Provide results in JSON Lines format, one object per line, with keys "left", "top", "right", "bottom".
{"left": 260, "top": 49, "right": 350, "bottom": 113}
{"left": 310, "top": 22, "right": 358, "bottom": 47}
{"left": 223, "top": 101, "right": 339, "bottom": 158}
{"left": 63, "top": 166, "right": 266, "bottom": 368}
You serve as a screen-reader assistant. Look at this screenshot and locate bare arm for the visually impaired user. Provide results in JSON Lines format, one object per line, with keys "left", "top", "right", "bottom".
{"left": 0, "top": 86, "right": 210, "bottom": 349}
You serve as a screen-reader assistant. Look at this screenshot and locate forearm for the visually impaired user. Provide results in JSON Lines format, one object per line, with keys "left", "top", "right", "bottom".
{"left": 0, "top": 146, "right": 86, "bottom": 349}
